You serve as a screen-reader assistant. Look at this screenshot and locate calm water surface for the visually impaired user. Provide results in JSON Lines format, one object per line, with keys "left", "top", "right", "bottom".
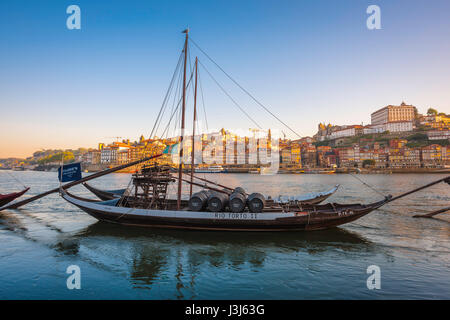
{"left": 0, "top": 171, "right": 449, "bottom": 299}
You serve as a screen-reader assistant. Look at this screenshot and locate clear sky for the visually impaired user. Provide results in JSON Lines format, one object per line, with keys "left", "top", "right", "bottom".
{"left": 1, "top": 0, "right": 449, "bottom": 158}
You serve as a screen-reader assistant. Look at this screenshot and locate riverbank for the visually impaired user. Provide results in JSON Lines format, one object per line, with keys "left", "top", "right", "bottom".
{"left": 335, "top": 167, "right": 450, "bottom": 174}
{"left": 6, "top": 164, "right": 449, "bottom": 174}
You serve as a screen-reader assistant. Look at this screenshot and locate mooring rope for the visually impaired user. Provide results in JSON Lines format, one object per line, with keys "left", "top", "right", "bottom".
{"left": 2, "top": 170, "right": 28, "bottom": 190}
{"left": 198, "top": 60, "right": 262, "bottom": 129}
{"left": 191, "top": 37, "right": 302, "bottom": 138}
{"left": 348, "top": 173, "right": 386, "bottom": 198}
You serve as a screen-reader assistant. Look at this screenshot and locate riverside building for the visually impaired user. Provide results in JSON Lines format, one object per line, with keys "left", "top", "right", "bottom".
{"left": 371, "top": 102, "right": 415, "bottom": 126}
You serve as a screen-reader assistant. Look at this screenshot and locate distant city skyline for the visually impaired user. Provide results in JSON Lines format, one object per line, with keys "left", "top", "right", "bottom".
{"left": 1, "top": 0, "right": 450, "bottom": 158}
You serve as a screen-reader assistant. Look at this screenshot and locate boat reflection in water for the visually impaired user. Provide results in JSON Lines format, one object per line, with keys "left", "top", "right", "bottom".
{"left": 53, "top": 222, "right": 375, "bottom": 293}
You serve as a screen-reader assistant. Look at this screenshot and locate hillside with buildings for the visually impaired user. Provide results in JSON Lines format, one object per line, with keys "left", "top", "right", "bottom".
{"left": 2, "top": 102, "right": 449, "bottom": 173}
{"left": 62, "top": 102, "right": 450, "bottom": 172}
{"left": 307, "top": 102, "right": 450, "bottom": 170}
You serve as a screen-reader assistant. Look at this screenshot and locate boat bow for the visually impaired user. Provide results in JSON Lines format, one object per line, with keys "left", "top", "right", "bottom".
{"left": 0, "top": 187, "right": 30, "bottom": 208}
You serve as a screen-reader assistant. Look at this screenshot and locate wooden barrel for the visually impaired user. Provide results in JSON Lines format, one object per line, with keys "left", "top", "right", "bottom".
{"left": 233, "top": 187, "right": 246, "bottom": 195}
{"left": 207, "top": 192, "right": 229, "bottom": 212}
{"left": 229, "top": 192, "right": 247, "bottom": 213}
{"left": 247, "top": 193, "right": 265, "bottom": 213}
{"left": 188, "top": 190, "right": 210, "bottom": 211}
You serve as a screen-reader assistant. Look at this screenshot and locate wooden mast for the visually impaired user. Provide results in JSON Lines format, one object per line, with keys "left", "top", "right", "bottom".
{"left": 177, "top": 29, "right": 189, "bottom": 210}
{"left": 190, "top": 57, "right": 198, "bottom": 197}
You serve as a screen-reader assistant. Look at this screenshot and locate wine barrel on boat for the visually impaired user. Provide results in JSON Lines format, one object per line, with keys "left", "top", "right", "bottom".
{"left": 207, "top": 192, "right": 229, "bottom": 212}
{"left": 229, "top": 192, "right": 247, "bottom": 213}
{"left": 188, "top": 190, "right": 210, "bottom": 211}
{"left": 233, "top": 187, "right": 246, "bottom": 195}
{"left": 229, "top": 187, "right": 247, "bottom": 213}
{"left": 247, "top": 193, "right": 265, "bottom": 213}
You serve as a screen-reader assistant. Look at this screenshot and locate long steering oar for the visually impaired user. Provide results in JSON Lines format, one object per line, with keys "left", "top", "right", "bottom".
{"left": 413, "top": 206, "right": 450, "bottom": 218}
{"left": 386, "top": 176, "right": 450, "bottom": 203}
{"left": 0, "top": 154, "right": 162, "bottom": 211}
{"left": 386, "top": 176, "right": 449, "bottom": 218}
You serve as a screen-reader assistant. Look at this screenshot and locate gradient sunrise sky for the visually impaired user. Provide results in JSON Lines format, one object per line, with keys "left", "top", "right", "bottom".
{"left": 1, "top": 0, "right": 449, "bottom": 158}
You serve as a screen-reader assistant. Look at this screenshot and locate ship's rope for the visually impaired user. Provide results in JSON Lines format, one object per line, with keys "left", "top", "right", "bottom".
{"left": 117, "top": 177, "right": 134, "bottom": 207}
{"left": 161, "top": 70, "right": 195, "bottom": 139}
{"left": 2, "top": 170, "right": 28, "bottom": 190}
{"left": 198, "top": 60, "right": 262, "bottom": 129}
{"left": 113, "top": 205, "right": 137, "bottom": 221}
{"left": 115, "top": 48, "right": 186, "bottom": 206}
{"left": 191, "top": 37, "right": 302, "bottom": 138}
{"left": 198, "top": 68, "right": 209, "bottom": 132}
{"left": 166, "top": 61, "right": 184, "bottom": 140}
{"left": 149, "top": 49, "right": 184, "bottom": 140}
{"left": 190, "top": 61, "right": 210, "bottom": 184}
{"left": 348, "top": 173, "right": 386, "bottom": 198}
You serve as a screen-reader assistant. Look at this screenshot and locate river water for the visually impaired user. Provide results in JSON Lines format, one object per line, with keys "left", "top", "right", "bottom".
{"left": 0, "top": 171, "right": 449, "bottom": 299}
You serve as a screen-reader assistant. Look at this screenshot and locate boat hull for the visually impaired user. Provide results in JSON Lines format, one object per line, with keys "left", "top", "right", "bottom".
{"left": 80, "top": 207, "right": 374, "bottom": 231}
{"left": 62, "top": 191, "right": 386, "bottom": 232}
{"left": 0, "top": 188, "right": 30, "bottom": 208}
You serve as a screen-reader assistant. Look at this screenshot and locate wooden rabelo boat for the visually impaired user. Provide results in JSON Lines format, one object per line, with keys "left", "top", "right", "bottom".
{"left": 61, "top": 174, "right": 450, "bottom": 231}
{"left": 61, "top": 187, "right": 391, "bottom": 231}
{"left": 0, "top": 188, "right": 30, "bottom": 208}
{"left": 60, "top": 30, "right": 450, "bottom": 231}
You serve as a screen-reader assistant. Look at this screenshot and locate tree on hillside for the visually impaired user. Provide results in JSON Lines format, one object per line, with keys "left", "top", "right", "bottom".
{"left": 427, "top": 108, "right": 438, "bottom": 115}
{"left": 363, "top": 159, "right": 376, "bottom": 168}
{"left": 37, "top": 151, "right": 75, "bottom": 165}
{"left": 407, "top": 133, "right": 428, "bottom": 141}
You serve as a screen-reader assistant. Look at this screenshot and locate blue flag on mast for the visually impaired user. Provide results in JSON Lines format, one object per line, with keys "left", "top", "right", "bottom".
{"left": 163, "top": 143, "right": 179, "bottom": 154}
{"left": 58, "top": 162, "right": 82, "bottom": 182}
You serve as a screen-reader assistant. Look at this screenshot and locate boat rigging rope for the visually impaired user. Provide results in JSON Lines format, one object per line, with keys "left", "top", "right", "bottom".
{"left": 118, "top": 177, "right": 134, "bottom": 207}
{"left": 198, "top": 69, "right": 209, "bottom": 132}
{"left": 166, "top": 61, "right": 184, "bottom": 139}
{"left": 348, "top": 173, "right": 386, "bottom": 198}
{"left": 198, "top": 60, "right": 262, "bottom": 129}
{"left": 2, "top": 170, "right": 28, "bottom": 190}
{"left": 121, "top": 51, "right": 184, "bottom": 204}
{"left": 149, "top": 50, "right": 184, "bottom": 140}
{"left": 191, "top": 38, "right": 301, "bottom": 138}
{"left": 161, "top": 71, "right": 195, "bottom": 139}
